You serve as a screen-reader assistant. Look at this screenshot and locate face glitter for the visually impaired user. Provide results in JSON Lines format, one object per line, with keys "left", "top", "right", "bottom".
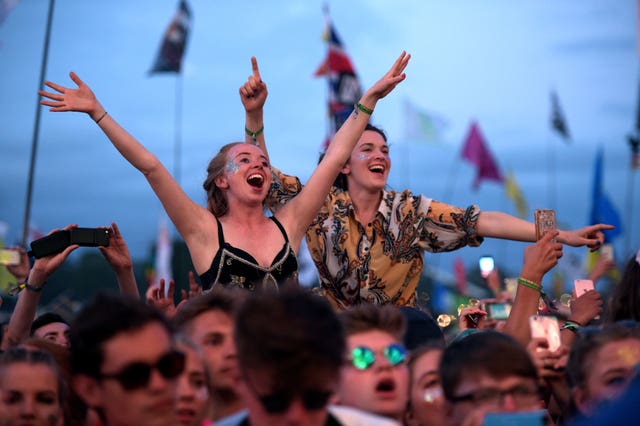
{"left": 226, "top": 160, "right": 240, "bottom": 174}
{"left": 357, "top": 153, "right": 370, "bottom": 161}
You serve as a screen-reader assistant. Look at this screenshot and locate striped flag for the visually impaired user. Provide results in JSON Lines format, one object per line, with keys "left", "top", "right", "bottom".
{"left": 403, "top": 99, "right": 448, "bottom": 143}
{"left": 314, "top": 10, "right": 362, "bottom": 152}
{"left": 149, "top": 0, "right": 192, "bottom": 74}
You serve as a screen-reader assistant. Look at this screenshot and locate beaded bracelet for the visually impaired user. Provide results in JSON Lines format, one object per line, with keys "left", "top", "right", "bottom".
{"left": 245, "top": 125, "right": 264, "bottom": 143}
{"left": 355, "top": 103, "right": 374, "bottom": 115}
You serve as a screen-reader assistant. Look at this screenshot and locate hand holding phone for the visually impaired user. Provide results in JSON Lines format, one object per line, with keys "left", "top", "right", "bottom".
{"left": 29, "top": 227, "right": 109, "bottom": 258}
{"left": 574, "top": 279, "right": 595, "bottom": 297}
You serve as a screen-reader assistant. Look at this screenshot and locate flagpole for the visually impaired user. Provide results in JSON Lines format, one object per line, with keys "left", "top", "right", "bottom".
{"left": 547, "top": 135, "right": 556, "bottom": 210}
{"left": 21, "top": 0, "right": 55, "bottom": 246}
{"left": 174, "top": 73, "right": 183, "bottom": 185}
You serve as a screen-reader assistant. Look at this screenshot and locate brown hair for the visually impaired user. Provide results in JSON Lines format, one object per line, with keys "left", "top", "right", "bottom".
{"left": 203, "top": 142, "right": 243, "bottom": 217}
{"left": 339, "top": 304, "right": 406, "bottom": 341}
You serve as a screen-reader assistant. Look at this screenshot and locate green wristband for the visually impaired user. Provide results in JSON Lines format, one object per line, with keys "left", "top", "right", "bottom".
{"left": 517, "top": 277, "right": 542, "bottom": 293}
{"left": 245, "top": 126, "right": 264, "bottom": 143}
{"left": 355, "top": 103, "right": 374, "bottom": 115}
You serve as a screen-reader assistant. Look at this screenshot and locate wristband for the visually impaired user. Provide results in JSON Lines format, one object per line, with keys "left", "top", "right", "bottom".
{"left": 562, "top": 320, "right": 581, "bottom": 333}
{"left": 95, "top": 111, "right": 108, "bottom": 124}
{"left": 25, "top": 282, "right": 44, "bottom": 292}
{"left": 355, "top": 103, "right": 374, "bottom": 115}
{"left": 517, "top": 277, "right": 542, "bottom": 293}
{"left": 245, "top": 125, "right": 264, "bottom": 143}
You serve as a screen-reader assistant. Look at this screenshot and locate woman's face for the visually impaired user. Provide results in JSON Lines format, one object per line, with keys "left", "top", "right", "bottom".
{"left": 220, "top": 143, "right": 271, "bottom": 205}
{"left": 0, "top": 363, "right": 63, "bottom": 426}
{"left": 576, "top": 338, "right": 640, "bottom": 415}
{"left": 175, "top": 345, "right": 211, "bottom": 426}
{"left": 406, "top": 349, "right": 446, "bottom": 426}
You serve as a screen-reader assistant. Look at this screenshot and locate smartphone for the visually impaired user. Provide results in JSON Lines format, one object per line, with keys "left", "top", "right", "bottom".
{"left": 600, "top": 243, "right": 614, "bottom": 261}
{"left": 484, "top": 302, "right": 512, "bottom": 320}
{"left": 534, "top": 209, "right": 557, "bottom": 241}
{"left": 529, "top": 315, "right": 561, "bottom": 352}
{"left": 574, "top": 279, "right": 595, "bottom": 297}
{"left": 479, "top": 255, "right": 494, "bottom": 278}
{"left": 29, "top": 228, "right": 109, "bottom": 258}
{"left": 0, "top": 248, "right": 21, "bottom": 266}
{"left": 484, "top": 410, "right": 546, "bottom": 426}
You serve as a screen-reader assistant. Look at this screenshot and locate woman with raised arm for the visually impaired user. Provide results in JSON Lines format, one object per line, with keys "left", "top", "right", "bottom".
{"left": 242, "top": 59, "right": 613, "bottom": 310}
{"left": 40, "top": 52, "right": 410, "bottom": 291}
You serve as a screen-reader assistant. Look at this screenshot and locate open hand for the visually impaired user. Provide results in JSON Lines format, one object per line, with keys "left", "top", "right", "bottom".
{"left": 365, "top": 51, "right": 410, "bottom": 101}
{"left": 39, "top": 71, "right": 104, "bottom": 120}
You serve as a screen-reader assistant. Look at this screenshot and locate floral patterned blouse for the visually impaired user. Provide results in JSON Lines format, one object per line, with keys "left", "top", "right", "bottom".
{"left": 267, "top": 169, "right": 484, "bottom": 310}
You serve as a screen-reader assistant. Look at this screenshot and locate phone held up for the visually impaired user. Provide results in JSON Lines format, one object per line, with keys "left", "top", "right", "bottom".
{"left": 479, "top": 255, "right": 495, "bottom": 278}
{"left": 534, "top": 209, "right": 557, "bottom": 241}
{"left": 0, "top": 248, "right": 21, "bottom": 266}
{"left": 28, "top": 228, "right": 110, "bottom": 259}
{"left": 529, "top": 315, "right": 561, "bottom": 352}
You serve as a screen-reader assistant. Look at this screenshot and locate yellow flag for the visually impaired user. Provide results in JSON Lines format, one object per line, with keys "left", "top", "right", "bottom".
{"left": 505, "top": 171, "right": 528, "bottom": 218}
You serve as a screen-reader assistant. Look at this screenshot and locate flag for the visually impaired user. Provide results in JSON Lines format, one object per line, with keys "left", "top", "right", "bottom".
{"left": 315, "top": 10, "right": 362, "bottom": 151}
{"left": 550, "top": 90, "right": 571, "bottom": 141}
{"left": 403, "top": 99, "right": 448, "bottom": 143}
{"left": 149, "top": 0, "right": 191, "bottom": 74}
{"left": 590, "top": 147, "right": 622, "bottom": 242}
{"left": 461, "top": 121, "right": 503, "bottom": 189}
{"left": 0, "top": 0, "right": 19, "bottom": 25}
{"left": 504, "top": 171, "right": 528, "bottom": 218}
{"left": 153, "top": 215, "right": 173, "bottom": 288}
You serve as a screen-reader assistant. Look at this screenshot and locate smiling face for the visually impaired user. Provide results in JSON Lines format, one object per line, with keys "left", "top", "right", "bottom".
{"left": 216, "top": 143, "right": 271, "bottom": 206}
{"left": 342, "top": 130, "right": 391, "bottom": 193}
{"left": 337, "top": 329, "right": 409, "bottom": 421}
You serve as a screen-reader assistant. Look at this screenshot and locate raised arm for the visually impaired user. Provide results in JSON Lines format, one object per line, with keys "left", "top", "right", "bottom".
{"left": 240, "top": 57, "right": 268, "bottom": 159}
{"left": 2, "top": 226, "right": 79, "bottom": 350}
{"left": 98, "top": 222, "right": 139, "bottom": 298}
{"left": 477, "top": 211, "right": 612, "bottom": 251}
{"left": 39, "top": 72, "right": 210, "bottom": 243}
{"left": 275, "top": 52, "right": 410, "bottom": 246}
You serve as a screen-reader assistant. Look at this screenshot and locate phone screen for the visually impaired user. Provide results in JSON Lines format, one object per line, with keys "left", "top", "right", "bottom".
{"left": 488, "top": 303, "right": 512, "bottom": 320}
{"left": 479, "top": 256, "right": 494, "bottom": 278}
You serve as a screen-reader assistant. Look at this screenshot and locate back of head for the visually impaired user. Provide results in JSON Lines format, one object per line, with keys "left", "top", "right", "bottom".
{"left": 439, "top": 330, "right": 537, "bottom": 401}
{"left": 340, "top": 303, "right": 406, "bottom": 341}
{"left": 399, "top": 306, "right": 444, "bottom": 350}
{"left": 234, "top": 288, "right": 345, "bottom": 391}
{"left": 69, "top": 293, "right": 172, "bottom": 378}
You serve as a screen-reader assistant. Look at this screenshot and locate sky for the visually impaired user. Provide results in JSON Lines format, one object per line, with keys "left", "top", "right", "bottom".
{"left": 1, "top": 0, "right": 638, "bottom": 289}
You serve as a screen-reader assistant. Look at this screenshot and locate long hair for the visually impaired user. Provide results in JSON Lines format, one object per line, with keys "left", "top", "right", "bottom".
{"left": 202, "top": 142, "right": 243, "bottom": 217}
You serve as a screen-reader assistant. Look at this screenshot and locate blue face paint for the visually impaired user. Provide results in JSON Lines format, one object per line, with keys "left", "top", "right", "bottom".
{"left": 226, "top": 160, "right": 240, "bottom": 174}
{"left": 357, "top": 153, "right": 370, "bottom": 161}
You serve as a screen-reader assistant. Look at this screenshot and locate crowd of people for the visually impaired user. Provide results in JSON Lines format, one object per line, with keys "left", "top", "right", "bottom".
{"left": 0, "top": 52, "right": 638, "bottom": 426}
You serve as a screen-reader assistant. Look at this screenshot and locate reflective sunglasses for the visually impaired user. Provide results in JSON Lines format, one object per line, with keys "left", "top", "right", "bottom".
{"left": 348, "top": 343, "right": 408, "bottom": 370}
{"left": 244, "top": 375, "right": 332, "bottom": 414}
{"left": 99, "top": 350, "right": 185, "bottom": 391}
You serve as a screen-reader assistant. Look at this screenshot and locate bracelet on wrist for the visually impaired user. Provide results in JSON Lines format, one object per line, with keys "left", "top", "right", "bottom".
{"left": 245, "top": 125, "right": 264, "bottom": 143}
{"left": 562, "top": 320, "right": 582, "bottom": 333}
{"left": 517, "top": 277, "right": 542, "bottom": 293}
{"left": 355, "top": 103, "right": 374, "bottom": 115}
{"left": 95, "top": 111, "right": 108, "bottom": 124}
{"left": 24, "top": 282, "right": 44, "bottom": 292}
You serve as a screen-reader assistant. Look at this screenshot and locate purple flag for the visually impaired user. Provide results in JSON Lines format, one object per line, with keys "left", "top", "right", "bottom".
{"left": 461, "top": 121, "right": 503, "bottom": 190}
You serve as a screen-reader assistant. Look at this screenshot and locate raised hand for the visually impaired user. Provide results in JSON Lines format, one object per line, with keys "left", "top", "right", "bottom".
{"left": 39, "top": 71, "right": 104, "bottom": 121}
{"left": 239, "top": 57, "right": 268, "bottom": 113}
{"left": 520, "top": 230, "right": 563, "bottom": 283}
{"left": 98, "top": 222, "right": 133, "bottom": 274}
{"left": 147, "top": 278, "right": 179, "bottom": 319}
{"left": 364, "top": 51, "right": 410, "bottom": 101}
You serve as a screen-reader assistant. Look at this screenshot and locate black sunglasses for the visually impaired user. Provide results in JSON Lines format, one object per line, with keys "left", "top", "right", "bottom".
{"left": 98, "top": 350, "right": 185, "bottom": 391}
{"left": 244, "top": 375, "right": 332, "bottom": 414}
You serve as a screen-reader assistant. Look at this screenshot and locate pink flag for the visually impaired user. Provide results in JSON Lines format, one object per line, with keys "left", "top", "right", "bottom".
{"left": 461, "top": 121, "right": 503, "bottom": 190}
{"left": 454, "top": 258, "right": 467, "bottom": 295}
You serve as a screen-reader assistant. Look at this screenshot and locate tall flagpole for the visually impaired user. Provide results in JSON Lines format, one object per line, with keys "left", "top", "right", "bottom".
{"left": 22, "top": 0, "right": 55, "bottom": 246}
{"left": 174, "top": 73, "right": 183, "bottom": 185}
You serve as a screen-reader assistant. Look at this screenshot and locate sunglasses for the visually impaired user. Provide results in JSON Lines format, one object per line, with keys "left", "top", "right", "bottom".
{"left": 98, "top": 350, "right": 185, "bottom": 391}
{"left": 244, "top": 375, "right": 332, "bottom": 414}
{"left": 348, "top": 343, "right": 407, "bottom": 370}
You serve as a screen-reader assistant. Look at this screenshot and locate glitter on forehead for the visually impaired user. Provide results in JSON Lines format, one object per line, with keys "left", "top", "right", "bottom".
{"left": 616, "top": 346, "right": 640, "bottom": 366}
{"left": 226, "top": 160, "right": 240, "bottom": 174}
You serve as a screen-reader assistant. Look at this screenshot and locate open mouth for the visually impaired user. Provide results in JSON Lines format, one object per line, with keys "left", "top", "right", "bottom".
{"left": 247, "top": 173, "right": 264, "bottom": 188}
{"left": 375, "top": 378, "right": 396, "bottom": 393}
{"left": 369, "top": 165, "right": 385, "bottom": 174}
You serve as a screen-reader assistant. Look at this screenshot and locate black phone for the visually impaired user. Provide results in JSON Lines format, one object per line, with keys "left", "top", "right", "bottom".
{"left": 29, "top": 228, "right": 109, "bottom": 258}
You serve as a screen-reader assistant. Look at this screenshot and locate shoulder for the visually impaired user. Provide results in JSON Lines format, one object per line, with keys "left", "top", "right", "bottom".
{"left": 328, "top": 405, "right": 401, "bottom": 426}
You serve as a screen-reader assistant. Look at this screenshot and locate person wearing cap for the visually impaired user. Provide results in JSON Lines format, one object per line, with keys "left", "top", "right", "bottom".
{"left": 31, "top": 312, "right": 70, "bottom": 347}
